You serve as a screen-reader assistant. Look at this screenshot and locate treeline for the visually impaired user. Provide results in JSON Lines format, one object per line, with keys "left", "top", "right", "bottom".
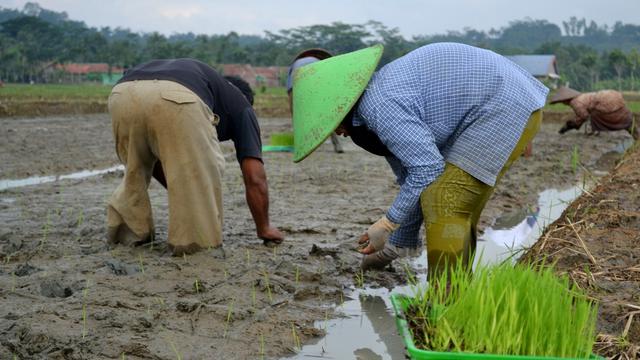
{"left": 1, "top": 2, "right": 640, "bottom": 91}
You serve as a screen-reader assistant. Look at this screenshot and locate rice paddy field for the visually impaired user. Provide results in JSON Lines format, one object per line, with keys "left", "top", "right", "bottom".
{"left": 0, "top": 86, "right": 638, "bottom": 359}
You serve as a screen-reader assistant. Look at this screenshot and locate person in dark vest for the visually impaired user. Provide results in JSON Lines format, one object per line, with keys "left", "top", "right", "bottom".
{"left": 552, "top": 86, "right": 638, "bottom": 140}
{"left": 107, "top": 59, "right": 284, "bottom": 255}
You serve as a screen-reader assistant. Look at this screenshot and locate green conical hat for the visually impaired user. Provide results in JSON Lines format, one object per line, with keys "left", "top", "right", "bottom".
{"left": 292, "top": 44, "right": 384, "bottom": 162}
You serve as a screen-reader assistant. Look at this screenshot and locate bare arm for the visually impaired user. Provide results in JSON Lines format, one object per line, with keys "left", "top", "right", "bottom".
{"left": 240, "top": 157, "right": 284, "bottom": 243}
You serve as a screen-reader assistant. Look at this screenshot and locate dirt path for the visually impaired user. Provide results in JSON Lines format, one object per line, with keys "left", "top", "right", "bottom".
{"left": 0, "top": 114, "right": 634, "bottom": 359}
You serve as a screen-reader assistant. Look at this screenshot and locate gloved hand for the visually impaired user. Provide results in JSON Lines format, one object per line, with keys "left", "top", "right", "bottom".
{"left": 357, "top": 215, "right": 400, "bottom": 254}
{"left": 559, "top": 120, "right": 578, "bottom": 134}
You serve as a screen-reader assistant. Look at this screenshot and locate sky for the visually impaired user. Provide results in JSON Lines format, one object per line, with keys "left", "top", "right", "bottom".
{"left": 1, "top": 0, "right": 639, "bottom": 37}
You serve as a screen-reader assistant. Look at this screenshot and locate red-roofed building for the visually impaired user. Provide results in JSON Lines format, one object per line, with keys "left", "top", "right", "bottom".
{"left": 43, "top": 63, "right": 124, "bottom": 84}
{"left": 56, "top": 63, "right": 124, "bottom": 74}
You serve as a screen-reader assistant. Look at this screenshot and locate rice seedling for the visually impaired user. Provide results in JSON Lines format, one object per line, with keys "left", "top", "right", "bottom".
{"left": 263, "top": 270, "right": 273, "bottom": 303}
{"left": 402, "top": 259, "right": 598, "bottom": 357}
{"left": 223, "top": 298, "right": 235, "bottom": 339}
{"left": 291, "top": 322, "right": 301, "bottom": 351}
{"left": 571, "top": 145, "right": 580, "bottom": 173}
{"left": 354, "top": 269, "right": 365, "bottom": 288}
{"left": 245, "top": 248, "right": 251, "bottom": 264}
{"left": 194, "top": 279, "right": 200, "bottom": 294}
{"left": 259, "top": 334, "right": 265, "bottom": 359}
{"left": 403, "top": 262, "right": 417, "bottom": 287}
{"left": 295, "top": 265, "right": 300, "bottom": 285}
{"left": 121, "top": 352, "right": 126, "bottom": 359}
{"left": 138, "top": 254, "right": 145, "bottom": 274}
{"left": 164, "top": 334, "right": 182, "bottom": 360}
{"left": 76, "top": 208, "right": 84, "bottom": 227}
{"left": 323, "top": 309, "right": 329, "bottom": 330}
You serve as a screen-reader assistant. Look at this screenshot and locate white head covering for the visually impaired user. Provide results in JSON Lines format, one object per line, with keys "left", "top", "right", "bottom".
{"left": 286, "top": 56, "right": 320, "bottom": 93}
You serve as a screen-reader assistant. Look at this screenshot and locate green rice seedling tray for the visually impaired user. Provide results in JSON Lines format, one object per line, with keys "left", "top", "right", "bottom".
{"left": 262, "top": 145, "right": 293, "bottom": 152}
{"left": 390, "top": 294, "right": 602, "bottom": 360}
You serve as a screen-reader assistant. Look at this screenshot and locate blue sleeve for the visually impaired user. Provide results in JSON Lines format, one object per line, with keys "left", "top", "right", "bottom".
{"left": 369, "top": 98, "right": 445, "bottom": 224}
{"left": 385, "top": 156, "right": 406, "bottom": 185}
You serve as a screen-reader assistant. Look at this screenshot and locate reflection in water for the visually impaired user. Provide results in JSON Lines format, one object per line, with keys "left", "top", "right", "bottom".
{"left": 287, "top": 185, "right": 587, "bottom": 360}
{"left": 0, "top": 165, "right": 124, "bottom": 191}
{"left": 288, "top": 288, "right": 405, "bottom": 359}
{"left": 477, "top": 185, "right": 584, "bottom": 266}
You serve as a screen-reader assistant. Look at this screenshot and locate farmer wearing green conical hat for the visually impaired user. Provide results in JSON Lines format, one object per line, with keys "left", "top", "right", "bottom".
{"left": 291, "top": 43, "right": 549, "bottom": 277}
{"left": 286, "top": 48, "right": 344, "bottom": 154}
{"left": 551, "top": 86, "right": 639, "bottom": 140}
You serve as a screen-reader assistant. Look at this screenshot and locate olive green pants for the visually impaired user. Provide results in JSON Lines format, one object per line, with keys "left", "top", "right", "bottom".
{"left": 421, "top": 111, "right": 542, "bottom": 277}
{"left": 107, "top": 80, "right": 225, "bottom": 255}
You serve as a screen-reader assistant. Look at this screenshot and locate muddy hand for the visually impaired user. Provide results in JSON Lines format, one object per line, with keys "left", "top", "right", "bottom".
{"left": 259, "top": 226, "right": 284, "bottom": 246}
{"left": 357, "top": 233, "right": 375, "bottom": 254}
{"left": 359, "top": 216, "right": 399, "bottom": 254}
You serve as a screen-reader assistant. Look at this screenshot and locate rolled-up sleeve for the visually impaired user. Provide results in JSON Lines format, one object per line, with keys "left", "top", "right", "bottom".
{"left": 368, "top": 98, "right": 445, "bottom": 224}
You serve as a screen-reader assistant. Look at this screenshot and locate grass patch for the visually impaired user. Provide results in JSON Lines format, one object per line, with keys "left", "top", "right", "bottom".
{"left": 0, "top": 84, "right": 112, "bottom": 100}
{"left": 403, "top": 260, "right": 598, "bottom": 357}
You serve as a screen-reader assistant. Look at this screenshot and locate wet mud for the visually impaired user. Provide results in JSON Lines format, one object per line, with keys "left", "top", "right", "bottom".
{"left": 0, "top": 114, "right": 634, "bottom": 359}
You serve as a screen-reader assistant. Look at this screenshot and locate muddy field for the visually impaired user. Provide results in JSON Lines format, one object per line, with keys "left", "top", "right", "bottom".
{"left": 0, "top": 113, "right": 634, "bottom": 359}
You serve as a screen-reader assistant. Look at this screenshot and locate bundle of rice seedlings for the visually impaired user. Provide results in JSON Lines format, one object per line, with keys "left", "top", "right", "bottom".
{"left": 405, "top": 260, "right": 597, "bottom": 358}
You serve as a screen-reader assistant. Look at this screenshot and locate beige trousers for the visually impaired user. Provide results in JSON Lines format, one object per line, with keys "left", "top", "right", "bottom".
{"left": 107, "top": 80, "right": 225, "bottom": 255}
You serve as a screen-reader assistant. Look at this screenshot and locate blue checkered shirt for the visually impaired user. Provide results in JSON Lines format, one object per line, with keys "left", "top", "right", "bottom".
{"left": 352, "top": 43, "right": 549, "bottom": 248}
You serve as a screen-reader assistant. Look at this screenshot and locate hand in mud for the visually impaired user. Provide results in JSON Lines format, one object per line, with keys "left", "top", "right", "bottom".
{"left": 258, "top": 226, "right": 284, "bottom": 246}
{"left": 559, "top": 120, "right": 578, "bottom": 134}
{"left": 357, "top": 233, "right": 376, "bottom": 255}
{"left": 356, "top": 216, "right": 399, "bottom": 254}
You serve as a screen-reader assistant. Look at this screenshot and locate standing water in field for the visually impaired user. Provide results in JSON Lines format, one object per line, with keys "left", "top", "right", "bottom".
{"left": 285, "top": 184, "right": 586, "bottom": 360}
{"left": 0, "top": 165, "right": 124, "bottom": 191}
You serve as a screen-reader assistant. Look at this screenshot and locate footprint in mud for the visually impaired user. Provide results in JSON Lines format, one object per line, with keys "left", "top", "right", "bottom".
{"left": 39, "top": 278, "right": 74, "bottom": 298}
{"left": 14, "top": 263, "right": 40, "bottom": 277}
{"left": 103, "top": 259, "right": 140, "bottom": 276}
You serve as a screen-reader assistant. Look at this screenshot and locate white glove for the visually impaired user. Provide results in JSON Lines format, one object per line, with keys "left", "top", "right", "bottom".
{"left": 358, "top": 215, "right": 400, "bottom": 254}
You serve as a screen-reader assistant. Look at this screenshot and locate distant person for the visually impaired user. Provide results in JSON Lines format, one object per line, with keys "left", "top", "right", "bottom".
{"left": 287, "top": 48, "right": 344, "bottom": 153}
{"left": 290, "top": 43, "right": 549, "bottom": 277}
{"left": 551, "top": 86, "right": 639, "bottom": 140}
{"left": 107, "top": 58, "right": 283, "bottom": 255}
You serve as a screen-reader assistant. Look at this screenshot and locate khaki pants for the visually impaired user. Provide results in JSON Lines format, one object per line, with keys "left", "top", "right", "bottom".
{"left": 421, "top": 110, "right": 542, "bottom": 277}
{"left": 107, "top": 80, "right": 225, "bottom": 255}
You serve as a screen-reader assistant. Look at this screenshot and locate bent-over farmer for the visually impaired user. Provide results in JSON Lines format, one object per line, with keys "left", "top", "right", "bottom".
{"left": 286, "top": 48, "right": 344, "bottom": 153}
{"left": 551, "top": 87, "right": 639, "bottom": 140}
{"left": 290, "top": 43, "right": 548, "bottom": 277}
{"left": 107, "top": 58, "right": 283, "bottom": 255}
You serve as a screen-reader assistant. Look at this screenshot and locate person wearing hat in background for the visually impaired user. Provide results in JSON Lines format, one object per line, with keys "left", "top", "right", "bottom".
{"left": 552, "top": 86, "right": 638, "bottom": 140}
{"left": 287, "top": 48, "right": 344, "bottom": 153}
{"left": 107, "top": 58, "right": 284, "bottom": 256}
{"left": 291, "top": 43, "right": 548, "bottom": 277}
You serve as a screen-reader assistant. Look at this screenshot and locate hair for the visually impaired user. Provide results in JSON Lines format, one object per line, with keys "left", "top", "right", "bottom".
{"left": 224, "top": 75, "right": 255, "bottom": 105}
